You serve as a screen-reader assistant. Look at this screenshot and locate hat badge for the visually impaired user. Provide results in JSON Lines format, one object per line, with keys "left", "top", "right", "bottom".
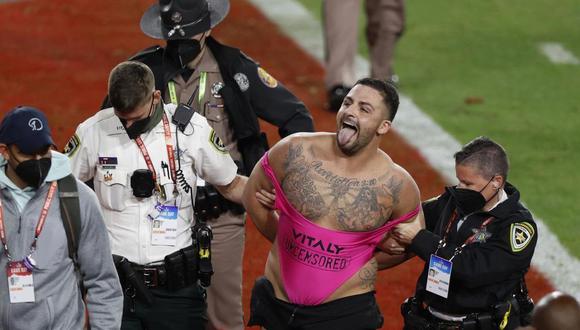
{"left": 171, "top": 11, "right": 183, "bottom": 23}
{"left": 28, "top": 118, "right": 43, "bottom": 131}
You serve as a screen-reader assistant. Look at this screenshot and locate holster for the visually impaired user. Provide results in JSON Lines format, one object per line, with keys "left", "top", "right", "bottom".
{"left": 401, "top": 297, "right": 432, "bottom": 330}
{"left": 113, "top": 254, "right": 155, "bottom": 306}
{"left": 514, "top": 281, "right": 534, "bottom": 326}
{"left": 164, "top": 245, "right": 198, "bottom": 291}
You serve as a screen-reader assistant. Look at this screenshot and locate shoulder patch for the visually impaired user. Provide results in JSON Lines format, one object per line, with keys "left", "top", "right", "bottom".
{"left": 257, "top": 67, "right": 278, "bottom": 88}
{"left": 63, "top": 134, "right": 81, "bottom": 157}
{"left": 209, "top": 129, "right": 228, "bottom": 153}
{"left": 510, "top": 222, "right": 535, "bottom": 252}
{"left": 234, "top": 72, "right": 249, "bottom": 92}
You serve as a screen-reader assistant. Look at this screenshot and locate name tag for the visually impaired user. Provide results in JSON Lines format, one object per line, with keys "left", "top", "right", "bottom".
{"left": 151, "top": 204, "right": 179, "bottom": 246}
{"left": 7, "top": 261, "right": 35, "bottom": 303}
{"left": 426, "top": 254, "right": 453, "bottom": 299}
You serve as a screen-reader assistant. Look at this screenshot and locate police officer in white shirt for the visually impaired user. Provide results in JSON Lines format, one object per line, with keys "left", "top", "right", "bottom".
{"left": 66, "top": 61, "right": 247, "bottom": 329}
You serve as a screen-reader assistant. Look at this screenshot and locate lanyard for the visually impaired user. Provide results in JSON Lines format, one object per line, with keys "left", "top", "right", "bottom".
{"left": 436, "top": 210, "right": 495, "bottom": 260}
{"left": 168, "top": 72, "right": 207, "bottom": 107}
{"left": 0, "top": 181, "right": 57, "bottom": 261}
{"left": 134, "top": 112, "right": 177, "bottom": 186}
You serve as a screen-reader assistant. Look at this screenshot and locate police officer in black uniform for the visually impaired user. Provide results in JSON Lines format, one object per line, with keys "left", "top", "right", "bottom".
{"left": 393, "top": 136, "right": 537, "bottom": 330}
{"left": 102, "top": 1, "right": 315, "bottom": 329}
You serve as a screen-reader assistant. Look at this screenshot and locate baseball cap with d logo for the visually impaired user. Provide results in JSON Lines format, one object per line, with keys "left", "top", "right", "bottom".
{"left": 0, "top": 106, "right": 55, "bottom": 154}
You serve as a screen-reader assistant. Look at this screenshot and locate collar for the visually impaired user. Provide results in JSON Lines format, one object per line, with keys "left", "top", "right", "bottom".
{"left": 143, "top": 102, "right": 164, "bottom": 133}
{"left": 486, "top": 182, "right": 520, "bottom": 219}
{"left": 486, "top": 188, "right": 508, "bottom": 211}
{"left": 188, "top": 46, "right": 220, "bottom": 73}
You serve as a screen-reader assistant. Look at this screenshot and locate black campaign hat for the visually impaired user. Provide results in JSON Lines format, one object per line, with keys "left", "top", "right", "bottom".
{"left": 140, "top": 0, "right": 230, "bottom": 40}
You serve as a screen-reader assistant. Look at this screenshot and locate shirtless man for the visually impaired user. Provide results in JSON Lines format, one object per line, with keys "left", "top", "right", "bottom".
{"left": 242, "top": 78, "right": 423, "bottom": 329}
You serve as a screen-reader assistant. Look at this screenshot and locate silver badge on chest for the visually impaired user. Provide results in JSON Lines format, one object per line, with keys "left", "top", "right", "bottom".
{"left": 211, "top": 81, "right": 225, "bottom": 98}
{"left": 234, "top": 73, "right": 249, "bottom": 92}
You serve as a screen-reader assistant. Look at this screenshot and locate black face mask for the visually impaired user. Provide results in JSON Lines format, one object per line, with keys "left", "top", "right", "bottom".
{"left": 122, "top": 116, "right": 151, "bottom": 140}
{"left": 166, "top": 39, "right": 202, "bottom": 69}
{"left": 14, "top": 158, "right": 52, "bottom": 189}
{"left": 121, "top": 97, "right": 154, "bottom": 140}
{"left": 447, "top": 178, "right": 495, "bottom": 215}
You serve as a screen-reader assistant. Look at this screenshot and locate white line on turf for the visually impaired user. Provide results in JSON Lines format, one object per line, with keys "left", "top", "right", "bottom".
{"left": 539, "top": 42, "right": 580, "bottom": 65}
{"left": 247, "top": 0, "right": 580, "bottom": 297}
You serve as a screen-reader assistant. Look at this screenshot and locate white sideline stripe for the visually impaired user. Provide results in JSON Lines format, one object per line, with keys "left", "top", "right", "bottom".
{"left": 248, "top": 0, "right": 580, "bottom": 296}
{"left": 539, "top": 42, "right": 580, "bottom": 65}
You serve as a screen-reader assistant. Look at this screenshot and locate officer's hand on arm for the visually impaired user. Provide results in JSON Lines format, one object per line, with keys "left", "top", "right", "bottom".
{"left": 379, "top": 232, "right": 406, "bottom": 255}
{"left": 242, "top": 156, "right": 279, "bottom": 243}
{"left": 214, "top": 174, "right": 247, "bottom": 205}
{"left": 255, "top": 188, "right": 276, "bottom": 210}
{"left": 393, "top": 214, "right": 425, "bottom": 246}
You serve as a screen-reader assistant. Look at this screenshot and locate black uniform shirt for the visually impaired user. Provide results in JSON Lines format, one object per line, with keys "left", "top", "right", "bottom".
{"left": 409, "top": 183, "right": 537, "bottom": 314}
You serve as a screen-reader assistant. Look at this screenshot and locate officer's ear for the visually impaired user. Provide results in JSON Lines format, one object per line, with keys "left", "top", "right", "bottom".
{"left": 492, "top": 175, "right": 504, "bottom": 190}
{"left": 152, "top": 90, "right": 162, "bottom": 105}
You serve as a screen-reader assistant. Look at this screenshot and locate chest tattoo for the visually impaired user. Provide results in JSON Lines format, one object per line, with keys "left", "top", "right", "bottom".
{"left": 282, "top": 143, "right": 403, "bottom": 231}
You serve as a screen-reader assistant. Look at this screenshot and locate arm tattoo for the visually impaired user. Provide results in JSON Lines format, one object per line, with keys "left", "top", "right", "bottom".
{"left": 358, "top": 259, "right": 378, "bottom": 290}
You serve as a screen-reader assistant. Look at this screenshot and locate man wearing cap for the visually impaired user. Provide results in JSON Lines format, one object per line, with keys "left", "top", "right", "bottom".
{"left": 0, "top": 106, "right": 122, "bottom": 329}
{"left": 68, "top": 61, "right": 248, "bottom": 329}
{"left": 98, "top": 1, "right": 315, "bottom": 329}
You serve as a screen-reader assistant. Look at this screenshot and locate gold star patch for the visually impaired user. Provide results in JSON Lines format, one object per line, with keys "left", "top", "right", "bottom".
{"left": 510, "top": 222, "right": 535, "bottom": 252}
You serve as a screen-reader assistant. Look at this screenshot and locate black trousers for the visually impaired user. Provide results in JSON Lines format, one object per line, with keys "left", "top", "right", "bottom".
{"left": 121, "top": 284, "right": 207, "bottom": 330}
{"left": 248, "top": 276, "right": 384, "bottom": 330}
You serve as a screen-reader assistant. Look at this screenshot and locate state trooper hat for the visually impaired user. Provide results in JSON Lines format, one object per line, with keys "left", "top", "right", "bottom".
{"left": 0, "top": 106, "right": 55, "bottom": 154}
{"left": 140, "top": 0, "right": 230, "bottom": 40}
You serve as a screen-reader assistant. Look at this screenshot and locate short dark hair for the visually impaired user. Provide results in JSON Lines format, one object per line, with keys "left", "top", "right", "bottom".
{"left": 354, "top": 78, "right": 399, "bottom": 121}
{"left": 108, "top": 61, "right": 155, "bottom": 113}
{"left": 454, "top": 136, "right": 509, "bottom": 181}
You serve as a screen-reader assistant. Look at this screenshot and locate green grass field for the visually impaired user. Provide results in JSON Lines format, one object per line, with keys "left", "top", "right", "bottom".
{"left": 298, "top": 0, "right": 580, "bottom": 258}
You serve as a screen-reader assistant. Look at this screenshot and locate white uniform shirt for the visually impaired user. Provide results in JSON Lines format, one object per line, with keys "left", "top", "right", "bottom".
{"left": 67, "top": 103, "right": 237, "bottom": 264}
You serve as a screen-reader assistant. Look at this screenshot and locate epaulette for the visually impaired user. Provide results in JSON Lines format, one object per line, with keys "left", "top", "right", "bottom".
{"left": 239, "top": 50, "right": 257, "bottom": 64}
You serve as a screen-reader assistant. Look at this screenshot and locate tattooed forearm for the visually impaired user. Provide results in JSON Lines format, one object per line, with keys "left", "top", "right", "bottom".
{"left": 358, "top": 259, "right": 378, "bottom": 290}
